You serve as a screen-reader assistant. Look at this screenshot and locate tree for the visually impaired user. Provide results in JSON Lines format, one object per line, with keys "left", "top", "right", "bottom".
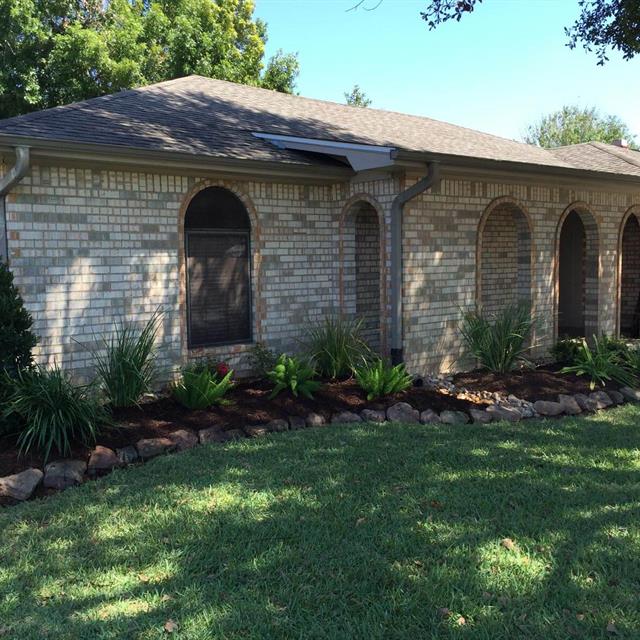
{"left": 0, "top": 0, "right": 300, "bottom": 119}
{"left": 344, "top": 85, "right": 372, "bottom": 107}
{"left": 420, "top": 0, "right": 640, "bottom": 64}
{"left": 523, "top": 105, "right": 637, "bottom": 148}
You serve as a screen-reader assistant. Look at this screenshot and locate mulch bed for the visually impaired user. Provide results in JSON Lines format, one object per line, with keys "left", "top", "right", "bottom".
{"left": 453, "top": 365, "right": 621, "bottom": 402}
{"left": 0, "top": 377, "right": 478, "bottom": 480}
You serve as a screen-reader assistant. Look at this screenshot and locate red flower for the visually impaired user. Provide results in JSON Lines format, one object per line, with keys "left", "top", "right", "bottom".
{"left": 216, "top": 362, "right": 230, "bottom": 378}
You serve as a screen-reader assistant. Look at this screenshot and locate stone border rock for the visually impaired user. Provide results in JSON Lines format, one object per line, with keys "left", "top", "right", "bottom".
{"left": 2, "top": 387, "right": 637, "bottom": 506}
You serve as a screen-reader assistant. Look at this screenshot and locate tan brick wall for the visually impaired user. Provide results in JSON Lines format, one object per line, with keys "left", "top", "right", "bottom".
{"left": 4, "top": 161, "right": 640, "bottom": 381}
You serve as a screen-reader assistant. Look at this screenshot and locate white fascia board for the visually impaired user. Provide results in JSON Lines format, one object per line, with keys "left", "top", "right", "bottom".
{"left": 253, "top": 132, "right": 395, "bottom": 172}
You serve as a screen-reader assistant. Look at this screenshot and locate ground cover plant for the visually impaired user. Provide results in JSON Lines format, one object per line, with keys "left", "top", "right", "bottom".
{"left": 354, "top": 357, "right": 413, "bottom": 400}
{"left": 171, "top": 366, "right": 234, "bottom": 410}
{"left": 460, "top": 304, "right": 537, "bottom": 373}
{"left": 1, "top": 406, "right": 639, "bottom": 639}
{"left": 267, "top": 354, "right": 320, "bottom": 399}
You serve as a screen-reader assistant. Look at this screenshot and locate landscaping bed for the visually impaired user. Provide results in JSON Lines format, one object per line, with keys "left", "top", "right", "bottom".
{"left": 452, "top": 365, "right": 622, "bottom": 402}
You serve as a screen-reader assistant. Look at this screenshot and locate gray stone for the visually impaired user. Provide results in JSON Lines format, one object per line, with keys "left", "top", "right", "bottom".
{"left": 306, "top": 412, "right": 326, "bottom": 428}
{"left": 288, "top": 415, "right": 307, "bottom": 430}
{"left": 87, "top": 445, "right": 122, "bottom": 476}
{"left": 619, "top": 386, "right": 640, "bottom": 402}
{"left": 331, "top": 411, "right": 362, "bottom": 424}
{"left": 487, "top": 404, "right": 522, "bottom": 422}
{"left": 439, "top": 410, "right": 470, "bottom": 425}
{"left": 136, "top": 437, "right": 176, "bottom": 460}
{"left": 224, "top": 429, "right": 245, "bottom": 440}
{"left": 244, "top": 424, "right": 269, "bottom": 438}
{"left": 420, "top": 409, "right": 441, "bottom": 424}
{"left": 520, "top": 404, "right": 535, "bottom": 418}
{"left": 265, "top": 419, "right": 288, "bottom": 432}
{"left": 558, "top": 394, "right": 582, "bottom": 415}
{"left": 198, "top": 426, "right": 228, "bottom": 444}
{"left": 43, "top": 459, "right": 86, "bottom": 490}
{"left": 360, "top": 408, "right": 386, "bottom": 423}
{"left": 469, "top": 407, "right": 492, "bottom": 423}
{"left": 168, "top": 429, "right": 198, "bottom": 451}
{"left": 607, "top": 390, "right": 624, "bottom": 405}
{"left": 117, "top": 445, "right": 139, "bottom": 465}
{"left": 386, "top": 402, "right": 420, "bottom": 424}
{"left": 533, "top": 400, "right": 564, "bottom": 417}
{"left": 0, "top": 468, "right": 43, "bottom": 501}
{"left": 574, "top": 393, "right": 598, "bottom": 412}
{"left": 589, "top": 391, "right": 613, "bottom": 409}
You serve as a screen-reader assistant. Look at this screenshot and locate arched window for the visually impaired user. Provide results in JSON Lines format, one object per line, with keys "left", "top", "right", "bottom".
{"left": 184, "top": 187, "right": 251, "bottom": 347}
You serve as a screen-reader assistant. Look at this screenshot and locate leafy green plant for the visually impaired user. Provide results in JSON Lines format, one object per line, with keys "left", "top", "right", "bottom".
{"left": 2, "top": 364, "right": 109, "bottom": 461}
{"left": 304, "top": 316, "right": 373, "bottom": 379}
{"left": 551, "top": 337, "right": 583, "bottom": 364}
{"left": 93, "top": 311, "right": 162, "bottom": 408}
{"left": 172, "top": 366, "right": 234, "bottom": 410}
{"left": 354, "top": 358, "right": 413, "bottom": 401}
{"left": 267, "top": 354, "right": 321, "bottom": 399}
{"left": 560, "top": 337, "right": 637, "bottom": 390}
{"left": 460, "top": 304, "right": 537, "bottom": 373}
{"left": 248, "top": 341, "right": 278, "bottom": 377}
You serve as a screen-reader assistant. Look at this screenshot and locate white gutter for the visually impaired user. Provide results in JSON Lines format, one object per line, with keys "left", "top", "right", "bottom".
{"left": 0, "top": 146, "right": 30, "bottom": 262}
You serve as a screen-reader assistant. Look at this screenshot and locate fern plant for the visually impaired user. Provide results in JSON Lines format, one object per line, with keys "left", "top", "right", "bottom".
{"left": 354, "top": 358, "right": 413, "bottom": 401}
{"left": 172, "top": 366, "right": 234, "bottom": 410}
{"left": 267, "top": 354, "right": 321, "bottom": 399}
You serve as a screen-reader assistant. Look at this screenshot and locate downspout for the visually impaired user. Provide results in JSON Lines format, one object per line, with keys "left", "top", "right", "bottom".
{"left": 390, "top": 161, "right": 440, "bottom": 365}
{"left": 0, "top": 146, "right": 30, "bottom": 262}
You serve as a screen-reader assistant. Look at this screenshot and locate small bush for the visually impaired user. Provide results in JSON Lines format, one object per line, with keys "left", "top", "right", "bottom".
{"left": 354, "top": 358, "right": 413, "bottom": 401}
{"left": 551, "top": 337, "right": 582, "bottom": 364}
{"left": 460, "top": 304, "right": 536, "bottom": 373}
{"left": 172, "top": 366, "right": 234, "bottom": 410}
{"left": 2, "top": 364, "right": 108, "bottom": 461}
{"left": 248, "top": 341, "right": 278, "bottom": 377}
{"left": 560, "top": 337, "right": 637, "bottom": 390}
{"left": 267, "top": 354, "right": 321, "bottom": 399}
{"left": 304, "top": 316, "right": 372, "bottom": 379}
{"left": 93, "top": 311, "right": 162, "bottom": 407}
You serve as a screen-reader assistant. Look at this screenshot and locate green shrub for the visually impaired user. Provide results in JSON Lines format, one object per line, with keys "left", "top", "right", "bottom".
{"left": 2, "top": 364, "right": 108, "bottom": 461}
{"left": 172, "top": 366, "right": 234, "bottom": 410}
{"left": 560, "top": 337, "right": 637, "bottom": 390}
{"left": 93, "top": 311, "right": 161, "bottom": 408}
{"left": 551, "top": 337, "right": 582, "bottom": 364}
{"left": 304, "top": 316, "right": 372, "bottom": 379}
{"left": 267, "top": 354, "right": 321, "bottom": 399}
{"left": 460, "top": 303, "right": 537, "bottom": 373}
{"left": 248, "top": 341, "right": 278, "bottom": 377}
{"left": 354, "top": 358, "right": 413, "bottom": 401}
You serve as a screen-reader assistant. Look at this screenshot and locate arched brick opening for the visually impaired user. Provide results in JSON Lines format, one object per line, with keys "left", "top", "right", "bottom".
{"left": 556, "top": 205, "right": 599, "bottom": 338}
{"left": 340, "top": 198, "right": 383, "bottom": 352}
{"left": 619, "top": 209, "right": 640, "bottom": 338}
{"left": 477, "top": 198, "right": 532, "bottom": 314}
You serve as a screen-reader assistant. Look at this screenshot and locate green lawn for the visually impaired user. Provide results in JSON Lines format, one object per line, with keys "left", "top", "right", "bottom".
{"left": 1, "top": 407, "right": 640, "bottom": 639}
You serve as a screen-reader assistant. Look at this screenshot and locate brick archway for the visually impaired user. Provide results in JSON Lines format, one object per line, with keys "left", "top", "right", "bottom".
{"left": 555, "top": 203, "right": 600, "bottom": 338}
{"left": 476, "top": 197, "right": 533, "bottom": 314}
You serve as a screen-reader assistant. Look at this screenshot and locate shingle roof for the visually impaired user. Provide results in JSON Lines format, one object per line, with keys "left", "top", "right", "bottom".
{"left": 549, "top": 142, "right": 640, "bottom": 178}
{"left": 0, "top": 75, "right": 637, "bottom": 179}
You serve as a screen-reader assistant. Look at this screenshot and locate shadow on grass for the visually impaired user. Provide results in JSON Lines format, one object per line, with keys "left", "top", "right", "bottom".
{"left": 1, "top": 406, "right": 640, "bottom": 639}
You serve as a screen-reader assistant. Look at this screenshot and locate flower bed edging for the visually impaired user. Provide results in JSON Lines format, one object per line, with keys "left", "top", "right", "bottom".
{"left": 1, "top": 386, "right": 638, "bottom": 506}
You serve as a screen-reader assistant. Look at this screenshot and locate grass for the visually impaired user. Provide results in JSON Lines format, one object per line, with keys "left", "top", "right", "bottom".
{"left": 1, "top": 408, "right": 640, "bottom": 639}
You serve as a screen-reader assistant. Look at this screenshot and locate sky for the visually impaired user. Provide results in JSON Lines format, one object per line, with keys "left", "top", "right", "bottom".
{"left": 254, "top": 0, "right": 640, "bottom": 143}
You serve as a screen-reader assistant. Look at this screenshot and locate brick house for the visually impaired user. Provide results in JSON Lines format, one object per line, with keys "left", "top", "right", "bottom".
{"left": 1, "top": 75, "right": 639, "bottom": 380}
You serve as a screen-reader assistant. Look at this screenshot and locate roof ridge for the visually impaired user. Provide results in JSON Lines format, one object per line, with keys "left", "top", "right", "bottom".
{"left": 0, "top": 76, "right": 193, "bottom": 128}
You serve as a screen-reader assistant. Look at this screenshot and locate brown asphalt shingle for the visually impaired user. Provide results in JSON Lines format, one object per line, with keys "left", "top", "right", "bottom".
{"left": 0, "top": 75, "right": 637, "bottom": 178}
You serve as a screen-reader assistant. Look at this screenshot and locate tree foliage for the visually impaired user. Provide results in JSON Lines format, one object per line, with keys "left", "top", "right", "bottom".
{"left": 524, "top": 105, "right": 637, "bottom": 149}
{"left": 0, "top": 0, "right": 299, "bottom": 119}
{"left": 420, "top": 0, "right": 640, "bottom": 65}
{"left": 344, "top": 84, "right": 372, "bottom": 107}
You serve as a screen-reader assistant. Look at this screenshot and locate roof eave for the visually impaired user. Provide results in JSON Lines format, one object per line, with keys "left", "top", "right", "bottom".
{"left": 393, "top": 149, "right": 640, "bottom": 185}
{"left": 0, "top": 135, "right": 355, "bottom": 183}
